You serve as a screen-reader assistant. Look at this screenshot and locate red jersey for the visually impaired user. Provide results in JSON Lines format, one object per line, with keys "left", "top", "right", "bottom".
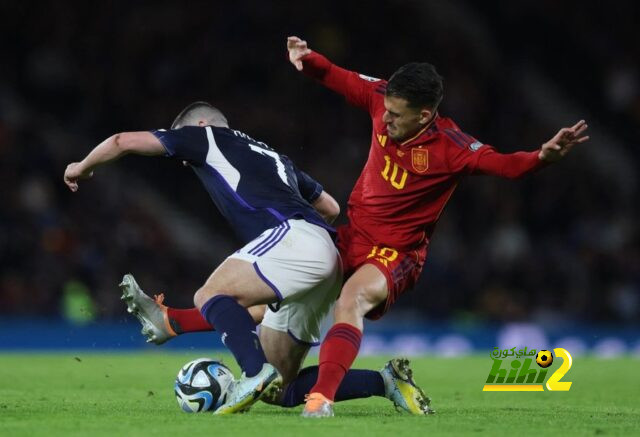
{"left": 302, "top": 51, "right": 545, "bottom": 253}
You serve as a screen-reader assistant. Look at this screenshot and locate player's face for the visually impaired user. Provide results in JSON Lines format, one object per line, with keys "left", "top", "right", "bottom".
{"left": 383, "top": 96, "right": 430, "bottom": 142}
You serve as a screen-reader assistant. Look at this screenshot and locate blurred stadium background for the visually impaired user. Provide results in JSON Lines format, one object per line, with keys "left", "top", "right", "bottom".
{"left": 1, "top": 0, "right": 638, "bottom": 356}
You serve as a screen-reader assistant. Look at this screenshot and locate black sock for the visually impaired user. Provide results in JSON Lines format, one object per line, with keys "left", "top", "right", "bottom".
{"left": 280, "top": 365, "right": 385, "bottom": 407}
{"left": 200, "top": 295, "right": 267, "bottom": 377}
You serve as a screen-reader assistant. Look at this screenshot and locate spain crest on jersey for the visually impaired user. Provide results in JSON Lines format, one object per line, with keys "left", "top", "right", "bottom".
{"left": 411, "top": 148, "right": 429, "bottom": 173}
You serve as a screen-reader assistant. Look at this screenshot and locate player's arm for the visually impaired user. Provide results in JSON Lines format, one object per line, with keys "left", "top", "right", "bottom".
{"left": 290, "top": 160, "right": 340, "bottom": 224}
{"left": 450, "top": 120, "right": 589, "bottom": 179}
{"left": 474, "top": 120, "right": 589, "bottom": 178}
{"left": 312, "top": 191, "right": 340, "bottom": 224}
{"left": 471, "top": 149, "right": 545, "bottom": 179}
{"left": 287, "top": 36, "right": 381, "bottom": 111}
{"left": 64, "top": 132, "right": 164, "bottom": 192}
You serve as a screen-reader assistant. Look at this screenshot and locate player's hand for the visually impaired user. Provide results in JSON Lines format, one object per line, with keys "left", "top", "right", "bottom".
{"left": 539, "top": 120, "right": 589, "bottom": 162}
{"left": 64, "top": 162, "right": 94, "bottom": 192}
{"left": 287, "top": 36, "right": 311, "bottom": 71}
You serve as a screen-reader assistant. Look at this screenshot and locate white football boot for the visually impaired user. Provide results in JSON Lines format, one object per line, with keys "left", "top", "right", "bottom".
{"left": 213, "top": 363, "right": 282, "bottom": 415}
{"left": 119, "top": 273, "right": 176, "bottom": 345}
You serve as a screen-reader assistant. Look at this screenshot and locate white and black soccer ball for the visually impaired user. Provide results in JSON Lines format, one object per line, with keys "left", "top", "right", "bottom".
{"left": 174, "top": 358, "right": 235, "bottom": 413}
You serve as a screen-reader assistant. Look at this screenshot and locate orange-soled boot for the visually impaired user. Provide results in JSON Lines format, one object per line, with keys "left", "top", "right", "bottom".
{"left": 119, "top": 274, "right": 177, "bottom": 344}
{"left": 302, "top": 392, "right": 334, "bottom": 418}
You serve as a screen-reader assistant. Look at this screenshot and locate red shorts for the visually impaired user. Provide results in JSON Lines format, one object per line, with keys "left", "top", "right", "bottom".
{"left": 336, "top": 225, "right": 426, "bottom": 320}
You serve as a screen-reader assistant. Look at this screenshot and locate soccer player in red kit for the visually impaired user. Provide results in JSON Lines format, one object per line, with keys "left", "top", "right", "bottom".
{"left": 286, "top": 36, "right": 590, "bottom": 417}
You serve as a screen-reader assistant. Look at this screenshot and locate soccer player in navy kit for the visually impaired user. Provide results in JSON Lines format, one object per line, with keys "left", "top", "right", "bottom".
{"left": 64, "top": 102, "right": 344, "bottom": 414}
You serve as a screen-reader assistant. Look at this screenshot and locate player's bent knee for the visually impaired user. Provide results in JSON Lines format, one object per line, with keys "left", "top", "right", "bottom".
{"left": 335, "top": 285, "right": 386, "bottom": 318}
{"left": 334, "top": 293, "right": 359, "bottom": 316}
{"left": 193, "top": 286, "right": 228, "bottom": 309}
{"left": 248, "top": 305, "right": 266, "bottom": 324}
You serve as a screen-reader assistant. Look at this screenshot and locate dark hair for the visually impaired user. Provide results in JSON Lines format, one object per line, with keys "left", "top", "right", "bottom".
{"left": 386, "top": 62, "right": 443, "bottom": 110}
{"left": 171, "top": 101, "right": 228, "bottom": 129}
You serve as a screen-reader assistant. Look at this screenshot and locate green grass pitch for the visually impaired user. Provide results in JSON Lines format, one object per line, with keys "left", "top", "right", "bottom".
{"left": 0, "top": 353, "right": 637, "bottom": 436}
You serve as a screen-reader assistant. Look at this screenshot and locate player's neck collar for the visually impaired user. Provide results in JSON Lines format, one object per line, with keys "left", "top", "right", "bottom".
{"left": 400, "top": 112, "right": 439, "bottom": 146}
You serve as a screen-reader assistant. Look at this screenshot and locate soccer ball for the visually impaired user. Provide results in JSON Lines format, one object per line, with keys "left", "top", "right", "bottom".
{"left": 535, "top": 350, "right": 554, "bottom": 368}
{"left": 174, "top": 358, "right": 235, "bottom": 413}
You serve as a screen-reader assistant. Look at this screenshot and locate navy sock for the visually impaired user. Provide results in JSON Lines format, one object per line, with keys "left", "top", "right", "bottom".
{"left": 200, "top": 295, "right": 267, "bottom": 377}
{"left": 280, "top": 366, "right": 386, "bottom": 407}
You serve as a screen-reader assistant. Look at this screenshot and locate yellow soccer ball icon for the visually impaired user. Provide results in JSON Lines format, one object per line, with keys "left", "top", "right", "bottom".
{"left": 536, "top": 350, "right": 554, "bottom": 368}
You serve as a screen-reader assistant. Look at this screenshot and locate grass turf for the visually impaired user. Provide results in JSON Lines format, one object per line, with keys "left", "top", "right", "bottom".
{"left": 0, "top": 353, "right": 637, "bottom": 436}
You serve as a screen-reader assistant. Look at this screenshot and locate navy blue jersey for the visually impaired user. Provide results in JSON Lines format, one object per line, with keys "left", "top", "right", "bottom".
{"left": 152, "top": 126, "right": 334, "bottom": 243}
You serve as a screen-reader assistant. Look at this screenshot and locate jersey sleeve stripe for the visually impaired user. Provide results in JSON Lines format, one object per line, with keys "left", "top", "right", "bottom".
{"left": 458, "top": 131, "right": 477, "bottom": 144}
{"left": 448, "top": 129, "right": 472, "bottom": 145}
{"left": 443, "top": 129, "right": 468, "bottom": 149}
{"left": 374, "top": 84, "right": 387, "bottom": 95}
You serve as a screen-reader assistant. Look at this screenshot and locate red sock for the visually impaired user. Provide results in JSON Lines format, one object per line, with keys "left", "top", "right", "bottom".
{"left": 310, "top": 323, "right": 362, "bottom": 401}
{"left": 167, "top": 307, "right": 214, "bottom": 334}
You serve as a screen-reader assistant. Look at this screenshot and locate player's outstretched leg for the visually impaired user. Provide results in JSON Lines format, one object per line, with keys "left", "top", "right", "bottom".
{"left": 380, "top": 358, "right": 434, "bottom": 415}
{"left": 120, "top": 275, "right": 220, "bottom": 344}
{"left": 119, "top": 274, "right": 178, "bottom": 344}
{"left": 278, "top": 361, "right": 434, "bottom": 415}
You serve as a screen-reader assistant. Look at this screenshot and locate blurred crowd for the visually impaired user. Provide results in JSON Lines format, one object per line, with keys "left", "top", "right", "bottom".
{"left": 1, "top": 1, "right": 638, "bottom": 325}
